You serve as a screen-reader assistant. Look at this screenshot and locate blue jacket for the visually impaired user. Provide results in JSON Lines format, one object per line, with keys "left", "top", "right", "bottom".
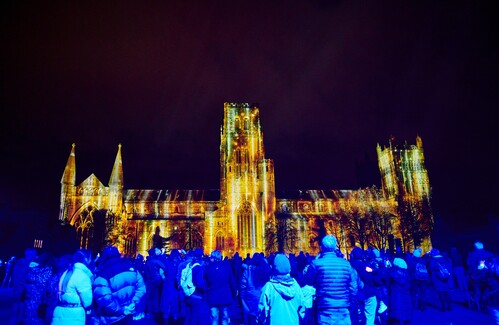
{"left": 303, "top": 252, "right": 358, "bottom": 309}
{"left": 93, "top": 257, "right": 146, "bottom": 324}
{"left": 258, "top": 275, "right": 305, "bottom": 325}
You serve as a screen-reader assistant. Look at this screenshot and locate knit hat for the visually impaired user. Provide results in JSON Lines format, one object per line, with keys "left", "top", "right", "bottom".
{"left": 273, "top": 254, "right": 291, "bottom": 275}
{"left": 393, "top": 258, "right": 407, "bottom": 269}
{"left": 413, "top": 248, "right": 422, "bottom": 257}
{"left": 371, "top": 249, "right": 380, "bottom": 258}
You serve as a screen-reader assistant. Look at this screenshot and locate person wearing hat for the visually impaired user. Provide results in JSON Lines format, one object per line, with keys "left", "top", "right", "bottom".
{"left": 428, "top": 248, "right": 453, "bottom": 312}
{"left": 388, "top": 257, "right": 413, "bottom": 324}
{"left": 258, "top": 253, "right": 305, "bottom": 325}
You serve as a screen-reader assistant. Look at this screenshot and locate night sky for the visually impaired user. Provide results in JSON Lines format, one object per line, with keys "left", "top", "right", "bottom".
{"left": 1, "top": 2, "right": 498, "bottom": 237}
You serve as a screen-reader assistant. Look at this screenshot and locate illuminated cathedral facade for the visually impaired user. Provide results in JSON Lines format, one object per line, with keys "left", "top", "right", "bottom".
{"left": 59, "top": 102, "right": 433, "bottom": 257}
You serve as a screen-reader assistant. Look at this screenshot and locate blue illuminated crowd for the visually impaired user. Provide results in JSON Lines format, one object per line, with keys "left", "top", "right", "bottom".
{"left": 1, "top": 235, "right": 498, "bottom": 325}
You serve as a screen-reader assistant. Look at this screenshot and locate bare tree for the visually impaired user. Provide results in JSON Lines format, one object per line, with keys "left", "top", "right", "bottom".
{"left": 265, "top": 212, "right": 299, "bottom": 254}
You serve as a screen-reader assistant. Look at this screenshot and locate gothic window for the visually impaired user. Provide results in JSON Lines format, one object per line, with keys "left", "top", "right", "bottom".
{"left": 216, "top": 232, "right": 225, "bottom": 250}
{"left": 244, "top": 118, "right": 249, "bottom": 130}
{"left": 237, "top": 201, "right": 253, "bottom": 249}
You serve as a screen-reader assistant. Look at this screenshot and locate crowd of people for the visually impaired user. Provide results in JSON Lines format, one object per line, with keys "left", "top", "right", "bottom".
{"left": 1, "top": 235, "right": 498, "bottom": 325}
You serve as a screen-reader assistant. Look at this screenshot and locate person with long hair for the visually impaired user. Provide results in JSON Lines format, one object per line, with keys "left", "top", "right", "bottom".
{"left": 51, "top": 249, "right": 93, "bottom": 325}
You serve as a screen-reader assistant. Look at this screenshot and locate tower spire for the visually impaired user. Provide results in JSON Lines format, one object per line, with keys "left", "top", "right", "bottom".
{"left": 61, "top": 143, "right": 76, "bottom": 185}
{"left": 109, "top": 144, "right": 123, "bottom": 187}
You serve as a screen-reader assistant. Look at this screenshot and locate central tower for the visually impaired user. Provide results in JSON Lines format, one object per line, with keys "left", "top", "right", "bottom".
{"left": 220, "top": 103, "right": 275, "bottom": 254}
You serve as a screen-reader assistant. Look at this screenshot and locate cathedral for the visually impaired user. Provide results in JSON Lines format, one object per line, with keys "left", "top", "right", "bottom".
{"left": 59, "top": 102, "right": 433, "bottom": 257}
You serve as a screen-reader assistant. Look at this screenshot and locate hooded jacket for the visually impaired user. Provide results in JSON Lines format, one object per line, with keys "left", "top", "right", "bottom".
{"left": 258, "top": 275, "right": 305, "bottom": 325}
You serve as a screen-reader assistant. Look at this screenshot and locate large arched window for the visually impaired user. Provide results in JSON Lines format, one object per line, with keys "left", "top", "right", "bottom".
{"left": 216, "top": 232, "right": 225, "bottom": 251}
{"left": 237, "top": 201, "right": 253, "bottom": 249}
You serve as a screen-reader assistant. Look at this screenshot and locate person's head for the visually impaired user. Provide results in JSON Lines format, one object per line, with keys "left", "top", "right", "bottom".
{"left": 210, "top": 250, "right": 222, "bottom": 262}
{"left": 192, "top": 248, "right": 204, "bottom": 262}
{"left": 101, "top": 246, "right": 120, "bottom": 264}
{"left": 350, "top": 247, "right": 364, "bottom": 261}
{"left": 73, "top": 249, "right": 92, "bottom": 267}
{"left": 474, "top": 241, "right": 484, "bottom": 250}
{"left": 36, "top": 252, "right": 55, "bottom": 268}
{"left": 24, "top": 247, "right": 37, "bottom": 261}
{"left": 321, "top": 235, "right": 337, "bottom": 253}
{"left": 273, "top": 253, "right": 291, "bottom": 275}
{"left": 413, "top": 248, "right": 422, "bottom": 257}
{"left": 393, "top": 258, "right": 407, "bottom": 269}
{"left": 55, "top": 254, "right": 72, "bottom": 273}
{"left": 430, "top": 248, "right": 441, "bottom": 257}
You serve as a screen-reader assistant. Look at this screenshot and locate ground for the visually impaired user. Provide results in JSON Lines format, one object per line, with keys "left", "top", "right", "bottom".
{"left": 0, "top": 286, "right": 495, "bottom": 324}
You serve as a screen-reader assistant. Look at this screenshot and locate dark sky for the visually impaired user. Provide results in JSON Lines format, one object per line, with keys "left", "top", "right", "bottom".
{"left": 1, "top": 1, "right": 498, "bottom": 232}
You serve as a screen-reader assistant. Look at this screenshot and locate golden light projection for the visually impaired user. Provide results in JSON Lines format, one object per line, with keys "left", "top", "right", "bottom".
{"left": 59, "top": 103, "right": 433, "bottom": 257}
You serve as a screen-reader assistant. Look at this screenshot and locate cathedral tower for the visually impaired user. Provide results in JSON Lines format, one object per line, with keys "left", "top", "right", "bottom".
{"left": 59, "top": 143, "right": 76, "bottom": 221}
{"left": 108, "top": 144, "right": 124, "bottom": 214}
{"left": 219, "top": 103, "right": 275, "bottom": 255}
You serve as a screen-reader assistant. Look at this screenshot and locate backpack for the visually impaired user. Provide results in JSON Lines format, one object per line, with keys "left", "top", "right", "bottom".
{"left": 436, "top": 261, "right": 451, "bottom": 281}
{"left": 414, "top": 262, "right": 429, "bottom": 281}
{"left": 180, "top": 262, "right": 200, "bottom": 297}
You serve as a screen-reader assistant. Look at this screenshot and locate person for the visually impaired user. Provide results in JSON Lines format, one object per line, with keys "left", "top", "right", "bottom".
{"left": 303, "top": 235, "right": 358, "bottom": 325}
{"left": 51, "top": 249, "right": 93, "bottom": 325}
{"left": 407, "top": 248, "right": 429, "bottom": 311}
{"left": 205, "top": 250, "right": 237, "bottom": 325}
{"left": 21, "top": 251, "right": 54, "bottom": 325}
{"left": 133, "top": 254, "right": 146, "bottom": 321}
{"left": 153, "top": 226, "right": 169, "bottom": 250}
{"left": 449, "top": 247, "right": 468, "bottom": 291}
{"left": 240, "top": 253, "right": 271, "bottom": 325}
{"left": 388, "top": 258, "right": 413, "bottom": 324}
{"left": 349, "top": 247, "right": 378, "bottom": 325}
{"left": 428, "top": 248, "right": 453, "bottom": 312}
{"left": 144, "top": 247, "right": 166, "bottom": 322}
{"left": 467, "top": 241, "right": 494, "bottom": 307}
{"left": 10, "top": 247, "right": 37, "bottom": 325}
{"left": 258, "top": 253, "right": 305, "bottom": 325}
{"left": 182, "top": 248, "right": 210, "bottom": 325}
{"left": 92, "top": 246, "right": 146, "bottom": 324}
{"left": 160, "top": 249, "right": 182, "bottom": 324}
{"left": 44, "top": 254, "right": 71, "bottom": 325}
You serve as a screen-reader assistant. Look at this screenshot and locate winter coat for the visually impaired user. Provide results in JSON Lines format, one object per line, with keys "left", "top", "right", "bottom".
{"left": 407, "top": 255, "right": 429, "bottom": 283}
{"left": 160, "top": 256, "right": 181, "bottom": 318}
{"left": 93, "top": 257, "right": 146, "bottom": 324}
{"left": 388, "top": 266, "right": 413, "bottom": 322}
{"left": 51, "top": 262, "right": 93, "bottom": 325}
{"left": 350, "top": 259, "right": 378, "bottom": 299}
{"left": 303, "top": 252, "right": 358, "bottom": 309}
{"left": 429, "top": 255, "right": 453, "bottom": 291}
{"left": 205, "top": 260, "right": 236, "bottom": 307}
{"left": 21, "top": 263, "right": 53, "bottom": 325}
{"left": 240, "top": 263, "right": 271, "bottom": 316}
{"left": 258, "top": 275, "right": 305, "bottom": 325}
